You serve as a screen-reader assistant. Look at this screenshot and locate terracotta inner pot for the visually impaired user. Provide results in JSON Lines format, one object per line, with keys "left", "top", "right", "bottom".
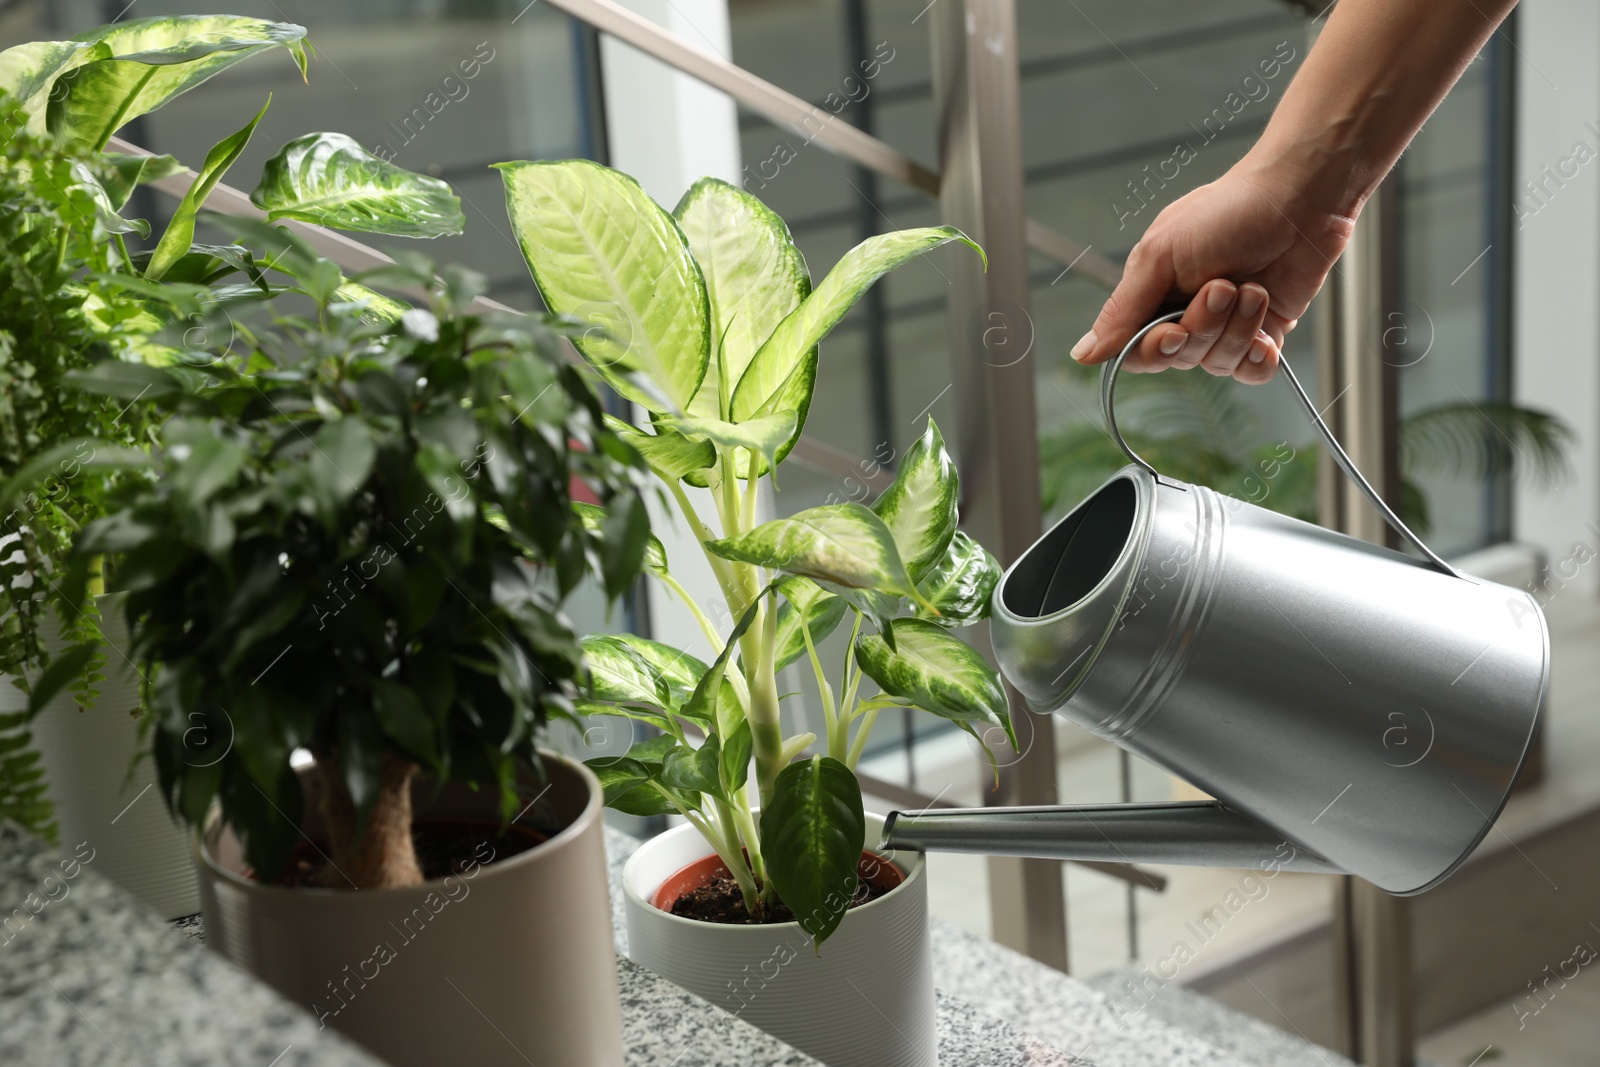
{"left": 652, "top": 849, "right": 906, "bottom": 912}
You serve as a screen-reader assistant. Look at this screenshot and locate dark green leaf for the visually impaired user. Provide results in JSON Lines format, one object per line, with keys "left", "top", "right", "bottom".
{"left": 373, "top": 681, "right": 438, "bottom": 767}
{"left": 914, "top": 531, "right": 999, "bottom": 627}
{"left": 660, "top": 736, "right": 720, "bottom": 795}
{"left": 599, "top": 490, "right": 650, "bottom": 600}
{"left": 720, "top": 719, "right": 752, "bottom": 792}
{"left": 759, "top": 756, "right": 865, "bottom": 948}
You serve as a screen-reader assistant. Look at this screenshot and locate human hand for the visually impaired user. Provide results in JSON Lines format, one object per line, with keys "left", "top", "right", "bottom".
{"left": 1068, "top": 162, "right": 1357, "bottom": 383}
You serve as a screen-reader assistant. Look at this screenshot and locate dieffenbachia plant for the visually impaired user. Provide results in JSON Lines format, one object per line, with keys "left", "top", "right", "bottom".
{"left": 497, "top": 160, "right": 1014, "bottom": 947}
{"left": 0, "top": 16, "right": 463, "bottom": 297}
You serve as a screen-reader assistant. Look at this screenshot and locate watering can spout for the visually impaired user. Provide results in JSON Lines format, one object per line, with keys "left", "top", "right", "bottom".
{"left": 880, "top": 802, "right": 1343, "bottom": 875}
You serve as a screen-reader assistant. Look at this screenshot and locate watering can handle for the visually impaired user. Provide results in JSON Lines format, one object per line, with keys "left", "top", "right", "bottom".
{"left": 1100, "top": 310, "right": 1465, "bottom": 580}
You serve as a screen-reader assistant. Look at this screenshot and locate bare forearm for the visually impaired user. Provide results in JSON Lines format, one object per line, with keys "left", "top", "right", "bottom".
{"left": 1244, "top": 0, "right": 1518, "bottom": 218}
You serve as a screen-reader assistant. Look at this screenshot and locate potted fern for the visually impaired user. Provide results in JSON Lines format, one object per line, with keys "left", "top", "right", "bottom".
{"left": 65, "top": 247, "right": 646, "bottom": 1066}
{"left": 498, "top": 160, "right": 1014, "bottom": 1067}
{"left": 0, "top": 15, "right": 467, "bottom": 918}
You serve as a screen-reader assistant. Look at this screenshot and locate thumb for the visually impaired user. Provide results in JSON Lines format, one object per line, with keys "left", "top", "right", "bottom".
{"left": 1070, "top": 245, "right": 1175, "bottom": 366}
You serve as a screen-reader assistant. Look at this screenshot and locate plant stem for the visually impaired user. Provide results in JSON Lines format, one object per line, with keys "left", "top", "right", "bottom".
{"left": 711, "top": 796, "right": 763, "bottom": 914}
{"left": 660, "top": 573, "right": 724, "bottom": 654}
{"left": 833, "top": 644, "right": 863, "bottom": 763}
{"left": 846, "top": 707, "right": 880, "bottom": 769}
{"left": 745, "top": 596, "right": 784, "bottom": 809}
{"left": 741, "top": 450, "right": 761, "bottom": 532}
{"left": 664, "top": 476, "right": 740, "bottom": 608}
{"left": 728, "top": 794, "right": 766, "bottom": 885}
{"left": 801, "top": 614, "right": 837, "bottom": 754}
{"left": 652, "top": 784, "right": 761, "bottom": 912}
{"left": 113, "top": 235, "right": 135, "bottom": 274}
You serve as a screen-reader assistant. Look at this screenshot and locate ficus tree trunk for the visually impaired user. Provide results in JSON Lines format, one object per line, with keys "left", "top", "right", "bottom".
{"left": 317, "top": 750, "right": 424, "bottom": 890}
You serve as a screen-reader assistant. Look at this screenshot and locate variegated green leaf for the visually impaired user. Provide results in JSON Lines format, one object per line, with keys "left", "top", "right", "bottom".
{"left": 585, "top": 757, "right": 683, "bottom": 817}
{"left": 773, "top": 577, "right": 847, "bottom": 671}
{"left": 0, "top": 40, "right": 89, "bottom": 103}
{"left": 657, "top": 410, "right": 798, "bottom": 480}
{"left": 146, "top": 97, "right": 268, "bottom": 281}
{"left": 730, "top": 227, "right": 983, "bottom": 427}
{"left": 854, "top": 618, "right": 1014, "bottom": 747}
{"left": 706, "top": 503, "right": 926, "bottom": 606}
{"left": 914, "top": 531, "right": 999, "bottom": 627}
{"left": 760, "top": 755, "right": 865, "bottom": 947}
{"left": 49, "top": 16, "right": 309, "bottom": 152}
{"left": 572, "top": 698, "right": 669, "bottom": 731}
{"left": 99, "top": 152, "right": 184, "bottom": 211}
{"left": 581, "top": 634, "right": 671, "bottom": 708}
{"left": 333, "top": 281, "right": 410, "bottom": 324}
{"left": 873, "top": 417, "right": 957, "bottom": 582}
{"left": 673, "top": 178, "right": 810, "bottom": 425}
{"left": 602, "top": 414, "right": 717, "bottom": 484}
{"left": 252, "top": 133, "right": 464, "bottom": 238}
{"left": 0, "top": 40, "right": 103, "bottom": 133}
{"left": 68, "top": 161, "right": 148, "bottom": 240}
{"left": 572, "top": 501, "right": 668, "bottom": 575}
{"left": 496, "top": 159, "right": 709, "bottom": 413}
{"left": 603, "top": 633, "right": 707, "bottom": 709}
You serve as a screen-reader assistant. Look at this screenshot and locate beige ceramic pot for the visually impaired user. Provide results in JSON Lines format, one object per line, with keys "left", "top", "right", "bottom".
{"left": 197, "top": 751, "right": 625, "bottom": 1067}
{"left": 624, "top": 812, "right": 937, "bottom": 1067}
{"left": 8, "top": 597, "right": 199, "bottom": 918}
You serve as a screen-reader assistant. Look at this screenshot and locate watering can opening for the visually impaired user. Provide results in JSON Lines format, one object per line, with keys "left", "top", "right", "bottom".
{"left": 1004, "top": 476, "right": 1138, "bottom": 620}
{"left": 883, "top": 312, "right": 1549, "bottom": 896}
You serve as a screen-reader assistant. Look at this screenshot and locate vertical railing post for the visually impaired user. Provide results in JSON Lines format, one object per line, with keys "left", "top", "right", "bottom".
{"left": 1322, "top": 177, "right": 1416, "bottom": 1066}
{"left": 928, "top": 0, "right": 1069, "bottom": 972}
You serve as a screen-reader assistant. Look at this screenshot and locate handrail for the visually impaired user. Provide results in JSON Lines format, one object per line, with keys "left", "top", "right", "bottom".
{"left": 540, "top": 0, "right": 1121, "bottom": 287}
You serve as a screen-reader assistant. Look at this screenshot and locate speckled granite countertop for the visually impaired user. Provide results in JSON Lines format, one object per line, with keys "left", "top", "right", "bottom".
{"left": 0, "top": 818, "right": 1343, "bottom": 1066}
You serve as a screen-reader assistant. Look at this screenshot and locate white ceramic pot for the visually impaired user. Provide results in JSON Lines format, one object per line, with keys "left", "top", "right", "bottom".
{"left": 8, "top": 598, "right": 199, "bottom": 918}
{"left": 197, "top": 751, "right": 625, "bottom": 1067}
{"left": 624, "top": 813, "right": 937, "bottom": 1067}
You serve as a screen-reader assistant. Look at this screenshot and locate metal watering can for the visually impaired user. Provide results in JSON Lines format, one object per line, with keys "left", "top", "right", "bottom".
{"left": 883, "top": 313, "right": 1548, "bottom": 894}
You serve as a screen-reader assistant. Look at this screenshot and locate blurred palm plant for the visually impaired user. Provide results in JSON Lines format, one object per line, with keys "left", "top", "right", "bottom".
{"left": 1041, "top": 366, "right": 1574, "bottom": 538}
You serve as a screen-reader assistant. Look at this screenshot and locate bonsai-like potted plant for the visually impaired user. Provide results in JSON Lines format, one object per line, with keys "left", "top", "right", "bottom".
{"left": 498, "top": 160, "right": 1013, "bottom": 1067}
{"left": 66, "top": 247, "right": 648, "bottom": 1066}
{"left": 0, "top": 14, "right": 467, "bottom": 918}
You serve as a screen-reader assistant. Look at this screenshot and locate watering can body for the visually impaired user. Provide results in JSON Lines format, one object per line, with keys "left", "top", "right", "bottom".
{"left": 883, "top": 315, "right": 1548, "bottom": 894}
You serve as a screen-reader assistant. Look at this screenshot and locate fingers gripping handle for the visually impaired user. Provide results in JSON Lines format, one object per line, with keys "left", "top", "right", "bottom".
{"left": 1098, "top": 311, "right": 1464, "bottom": 581}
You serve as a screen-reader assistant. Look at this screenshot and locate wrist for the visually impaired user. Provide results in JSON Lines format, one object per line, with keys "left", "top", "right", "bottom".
{"left": 1237, "top": 134, "right": 1367, "bottom": 224}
